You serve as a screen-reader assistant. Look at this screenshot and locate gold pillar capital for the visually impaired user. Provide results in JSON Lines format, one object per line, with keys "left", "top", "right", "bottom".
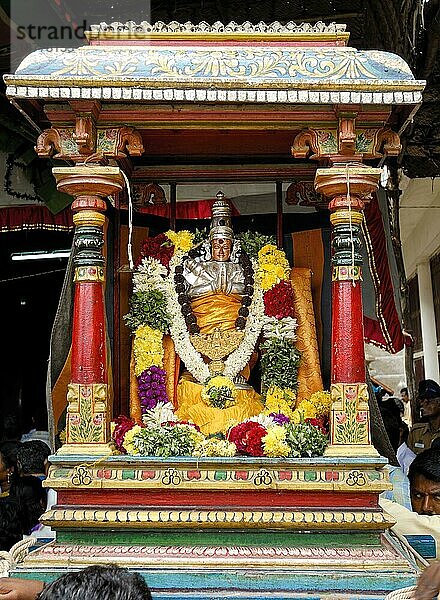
{"left": 315, "top": 165, "right": 381, "bottom": 211}
{"left": 52, "top": 165, "right": 125, "bottom": 201}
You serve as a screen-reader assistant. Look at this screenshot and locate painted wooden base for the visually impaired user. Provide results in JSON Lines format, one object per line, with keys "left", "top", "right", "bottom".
{"left": 13, "top": 534, "right": 417, "bottom": 599}
{"left": 15, "top": 455, "right": 417, "bottom": 598}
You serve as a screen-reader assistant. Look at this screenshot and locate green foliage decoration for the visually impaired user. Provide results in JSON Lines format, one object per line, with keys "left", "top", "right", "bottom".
{"left": 237, "top": 231, "right": 276, "bottom": 259}
{"left": 284, "top": 422, "right": 328, "bottom": 457}
{"left": 124, "top": 289, "right": 170, "bottom": 334}
{"left": 260, "top": 337, "right": 301, "bottom": 392}
{"left": 130, "top": 425, "right": 199, "bottom": 457}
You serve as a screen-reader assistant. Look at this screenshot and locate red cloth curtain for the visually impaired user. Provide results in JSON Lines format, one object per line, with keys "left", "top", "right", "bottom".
{"left": 0, "top": 205, "right": 73, "bottom": 232}
{"left": 137, "top": 198, "right": 240, "bottom": 219}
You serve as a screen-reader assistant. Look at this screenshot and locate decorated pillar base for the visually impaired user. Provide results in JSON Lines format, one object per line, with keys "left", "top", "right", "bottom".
{"left": 55, "top": 377, "right": 113, "bottom": 456}
{"left": 325, "top": 382, "right": 379, "bottom": 458}
{"left": 56, "top": 443, "right": 114, "bottom": 457}
{"left": 325, "top": 443, "right": 379, "bottom": 458}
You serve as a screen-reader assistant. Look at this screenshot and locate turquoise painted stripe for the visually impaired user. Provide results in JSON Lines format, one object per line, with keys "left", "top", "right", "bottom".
{"left": 12, "top": 568, "right": 417, "bottom": 595}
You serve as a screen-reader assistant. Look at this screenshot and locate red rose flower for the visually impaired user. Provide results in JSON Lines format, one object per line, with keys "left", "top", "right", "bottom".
{"left": 136, "top": 233, "right": 174, "bottom": 268}
{"left": 305, "top": 416, "right": 329, "bottom": 435}
{"left": 113, "top": 415, "right": 136, "bottom": 453}
{"left": 228, "top": 421, "right": 267, "bottom": 457}
{"left": 263, "top": 280, "right": 295, "bottom": 319}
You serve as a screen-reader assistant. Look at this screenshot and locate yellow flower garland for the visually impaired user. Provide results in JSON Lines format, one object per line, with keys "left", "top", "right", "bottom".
{"left": 309, "top": 390, "right": 333, "bottom": 417}
{"left": 133, "top": 324, "right": 164, "bottom": 375}
{"left": 257, "top": 244, "right": 291, "bottom": 291}
{"left": 263, "top": 385, "right": 296, "bottom": 419}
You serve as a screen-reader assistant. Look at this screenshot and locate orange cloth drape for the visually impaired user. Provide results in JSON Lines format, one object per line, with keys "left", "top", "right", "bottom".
{"left": 291, "top": 267, "right": 324, "bottom": 401}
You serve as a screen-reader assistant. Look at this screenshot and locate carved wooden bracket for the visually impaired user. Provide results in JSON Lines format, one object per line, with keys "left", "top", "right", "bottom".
{"left": 373, "top": 128, "right": 401, "bottom": 158}
{"left": 73, "top": 116, "right": 95, "bottom": 155}
{"left": 285, "top": 180, "right": 327, "bottom": 208}
{"left": 338, "top": 115, "right": 357, "bottom": 156}
{"left": 113, "top": 127, "right": 144, "bottom": 157}
{"left": 35, "top": 128, "right": 62, "bottom": 158}
{"left": 35, "top": 125, "right": 144, "bottom": 162}
{"left": 291, "top": 129, "right": 320, "bottom": 160}
{"left": 133, "top": 182, "right": 167, "bottom": 206}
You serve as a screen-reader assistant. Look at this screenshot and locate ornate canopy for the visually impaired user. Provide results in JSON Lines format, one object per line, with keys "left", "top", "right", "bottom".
{"left": 5, "top": 21, "right": 424, "bottom": 106}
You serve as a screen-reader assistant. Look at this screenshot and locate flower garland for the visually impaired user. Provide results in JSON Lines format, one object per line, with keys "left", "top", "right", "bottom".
{"left": 115, "top": 230, "right": 332, "bottom": 459}
{"left": 126, "top": 230, "right": 196, "bottom": 421}
{"left": 165, "top": 251, "right": 264, "bottom": 384}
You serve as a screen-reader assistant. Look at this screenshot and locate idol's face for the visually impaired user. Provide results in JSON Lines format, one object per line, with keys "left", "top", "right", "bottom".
{"left": 212, "top": 238, "right": 232, "bottom": 262}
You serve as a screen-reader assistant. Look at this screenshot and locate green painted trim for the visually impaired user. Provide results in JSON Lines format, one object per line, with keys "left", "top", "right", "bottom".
{"left": 57, "top": 530, "right": 381, "bottom": 547}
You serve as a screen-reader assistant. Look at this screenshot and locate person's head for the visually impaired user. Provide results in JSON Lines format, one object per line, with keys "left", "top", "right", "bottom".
{"left": 379, "top": 404, "right": 402, "bottom": 452}
{"left": 393, "top": 397, "right": 405, "bottom": 418}
{"left": 0, "top": 443, "right": 18, "bottom": 493}
{"left": 9, "top": 475, "right": 47, "bottom": 534}
{"left": 16, "top": 442, "right": 47, "bottom": 476}
{"left": 0, "top": 497, "right": 22, "bottom": 550}
{"left": 27, "top": 440, "right": 51, "bottom": 475}
{"left": 38, "top": 565, "right": 152, "bottom": 600}
{"left": 431, "top": 437, "right": 440, "bottom": 451}
{"left": 400, "top": 387, "right": 409, "bottom": 402}
{"left": 418, "top": 379, "right": 440, "bottom": 422}
{"left": 408, "top": 448, "right": 440, "bottom": 515}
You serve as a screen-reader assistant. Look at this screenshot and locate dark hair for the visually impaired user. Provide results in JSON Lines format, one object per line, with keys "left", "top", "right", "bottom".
{"left": 0, "top": 497, "right": 22, "bottom": 550}
{"left": 408, "top": 448, "right": 440, "bottom": 485}
{"left": 418, "top": 379, "right": 440, "bottom": 400}
{"left": 0, "top": 441, "right": 21, "bottom": 471}
{"left": 9, "top": 475, "right": 47, "bottom": 534}
{"left": 393, "top": 397, "right": 405, "bottom": 415}
{"left": 0, "top": 442, "right": 22, "bottom": 488}
{"left": 400, "top": 387, "right": 408, "bottom": 395}
{"left": 379, "top": 402, "right": 403, "bottom": 452}
{"left": 27, "top": 440, "right": 51, "bottom": 460}
{"left": 400, "top": 421, "right": 409, "bottom": 444}
{"left": 38, "top": 565, "right": 152, "bottom": 600}
{"left": 431, "top": 437, "right": 440, "bottom": 451}
{"left": 17, "top": 442, "right": 47, "bottom": 475}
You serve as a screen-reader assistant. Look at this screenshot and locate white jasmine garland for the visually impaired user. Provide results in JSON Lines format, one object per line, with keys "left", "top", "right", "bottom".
{"left": 133, "top": 257, "right": 168, "bottom": 293}
{"left": 165, "top": 262, "right": 211, "bottom": 383}
{"left": 165, "top": 256, "right": 264, "bottom": 384}
{"left": 262, "top": 316, "right": 298, "bottom": 341}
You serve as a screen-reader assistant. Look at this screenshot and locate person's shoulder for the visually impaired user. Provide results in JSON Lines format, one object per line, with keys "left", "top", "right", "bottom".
{"left": 410, "top": 422, "right": 428, "bottom": 432}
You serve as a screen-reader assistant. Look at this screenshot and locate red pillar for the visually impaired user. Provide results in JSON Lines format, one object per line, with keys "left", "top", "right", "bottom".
{"left": 315, "top": 166, "right": 381, "bottom": 456}
{"left": 53, "top": 167, "right": 125, "bottom": 455}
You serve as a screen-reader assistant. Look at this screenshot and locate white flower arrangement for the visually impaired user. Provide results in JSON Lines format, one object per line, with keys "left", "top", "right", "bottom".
{"left": 262, "top": 316, "right": 298, "bottom": 341}
{"left": 142, "top": 401, "right": 177, "bottom": 426}
{"left": 246, "top": 413, "right": 276, "bottom": 428}
{"left": 133, "top": 257, "right": 168, "bottom": 293}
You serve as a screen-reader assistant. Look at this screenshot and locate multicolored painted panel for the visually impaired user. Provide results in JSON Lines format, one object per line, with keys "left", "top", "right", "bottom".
{"left": 14, "top": 47, "right": 416, "bottom": 84}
